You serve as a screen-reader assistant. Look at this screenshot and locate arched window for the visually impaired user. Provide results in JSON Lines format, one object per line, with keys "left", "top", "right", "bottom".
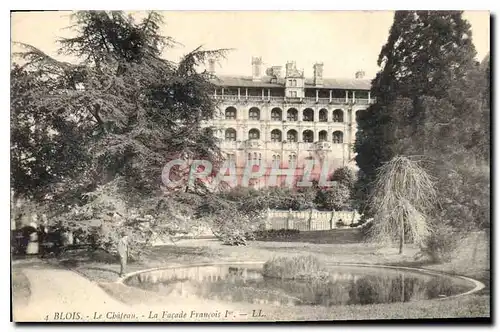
{"left": 355, "top": 110, "right": 365, "bottom": 125}
{"left": 248, "top": 128, "right": 260, "bottom": 140}
{"left": 319, "top": 130, "right": 327, "bottom": 141}
{"left": 271, "top": 108, "right": 282, "bottom": 121}
{"left": 333, "top": 109, "right": 344, "bottom": 123}
{"left": 272, "top": 154, "right": 281, "bottom": 167}
{"left": 303, "top": 130, "right": 314, "bottom": 143}
{"left": 271, "top": 129, "right": 282, "bottom": 142}
{"left": 287, "top": 129, "right": 298, "bottom": 142}
{"left": 287, "top": 108, "right": 298, "bottom": 121}
{"left": 225, "top": 128, "right": 236, "bottom": 141}
{"left": 332, "top": 131, "right": 344, "bottom": 144}
{"left": 303, "top": 108, "right": 314, "bottom": 122}
{"left": 225, "top": 107, "right": 237, "bottom": 120}
{"left": 319, "top": 109, "right": 328, "bottom": 122}
{"left": 288, "top": 154, "right": 297, "bottom": 166}
{"left": 249, "top": 107, "right": 260, "bottom": 120}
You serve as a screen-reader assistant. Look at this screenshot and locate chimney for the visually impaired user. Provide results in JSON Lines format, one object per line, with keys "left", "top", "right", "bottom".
{"left": 355, "top": 70, "right": 365, "bottom": 79}
{"left": 313, "top": 63, "right": 324, "bottom": 86}
{"left": 252, "top": 57, "right": 263, "bottom": 81}
{"left": 208, "top": 59, "right": 216, "bottom": 75}
{"left": 285, "top": 61, "right": 295, "bottom": 77}
{"left": 266, "top": 66, "right": 282, "bottom": 83}
{"left": 272, "top": 66, "right": 282, "bottom": 78}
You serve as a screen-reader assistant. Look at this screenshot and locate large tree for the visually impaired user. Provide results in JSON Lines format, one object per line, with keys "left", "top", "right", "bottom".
{"left": 354, "top": 11, "right": 478, "bottom": 217}
{"left": 11, "top": 11, "right": 228, "bottom": 253}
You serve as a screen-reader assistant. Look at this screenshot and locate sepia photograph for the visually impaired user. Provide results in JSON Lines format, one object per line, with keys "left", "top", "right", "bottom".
{"left": 10, "top": 9, "right": 491, "bottom": 323}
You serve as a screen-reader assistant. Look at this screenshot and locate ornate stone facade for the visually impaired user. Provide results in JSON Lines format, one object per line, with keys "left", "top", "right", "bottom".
{"left": 204, "top": 59, "right": 374, "bottom": 188}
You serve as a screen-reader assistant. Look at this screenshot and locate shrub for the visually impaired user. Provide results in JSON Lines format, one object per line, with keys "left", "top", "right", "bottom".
{"left": 418, "top": 222, "right": 461, "bottom": 263}
{"left": 262, "top": 255, "right": 329, "bottom": 280}
{"left": 335, "top": 221, "right": 346, "bottom": 228}
{"left": 198, "top": 195, "right": 265, "bottom": 246}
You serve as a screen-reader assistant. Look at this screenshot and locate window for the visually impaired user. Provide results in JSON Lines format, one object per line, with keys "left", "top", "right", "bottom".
{"left": 319, "top": 109, "right": 327, "bottom": 122}
{"left": 332, "top": 131, "right": 343, "bottom": 144}
{"left": 289, "top": 91, "right": 297, "bottom": 98}
{"left": 303, "top": 130, "right": 313, "bottom": 143}
{"left": 303, "top": 109, "right": 314, "bottom": 122}
{"left": 225, "top": 107, "right": 237, "bottom": 120}
{"left": 225, "top": 128, "right": 236, "bottom": 141}
{"left": 319, "top": 130, "right": 327, "bottom": 141}
{"left": 271, "top": 129, "right": 282, "bottom": 142}
{"left": 287, "top": 130, "right": 298, "bottom": 142}
{"left": 355, "top": 110, "right": 365, "bottom": 125}
{"left": 287, "top": 109, "right": 298, "bottom": 121}
{"left": 333, "top": 109, "right": 344, "bottom": 123}
{"left": 271, "top": 108, "right": 282, "bottom": 121}
{"left": 249, "top": 152, "right": 261, "bottom": 165}
{"left": 248, "top": 128, "right": 260, "bottom": 140}
{"left": 226, "top": 153, "right": 236, "bottom": 166}
{"left": 292, "top": 79, "right": 297, "bottom": 87}
{"left": 249, "top": 107, "right": 260, "bottom": 120}
{"left": 272, "top": 154, "right": 281, "bottom": 167}
{"left": 288, "top": 154, "right": 297, "bottom": 166}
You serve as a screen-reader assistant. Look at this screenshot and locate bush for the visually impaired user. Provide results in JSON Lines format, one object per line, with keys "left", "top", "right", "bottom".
{"left": 419, "top": 222, "right": 461, "bottom": 263}
{"left": 253, "top": 229, "right": 300, "bottom": 240}
{"left": 262, "top": 255, "right": 329, "bottom": 280}
{"left": 198, "top": 195, "right": 265, "bottom": 246}
{"left": 335, "top": 221, "right": 346, "bottom": 228}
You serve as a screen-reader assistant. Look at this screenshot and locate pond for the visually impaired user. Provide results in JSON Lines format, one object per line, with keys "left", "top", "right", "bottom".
{"left": 124, "top": 263, "right": 478, "bottom": 307}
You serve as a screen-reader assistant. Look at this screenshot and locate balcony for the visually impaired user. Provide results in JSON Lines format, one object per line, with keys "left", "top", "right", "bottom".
{"left": 212, "top": 94, "right": 374, "bottom": 105}
{"left": 314, "top": 141, "right": 332, "bottom": 150}
{"left": 245, "top": 139, "right": 263, "bottom": 149}
{"left": 218, "top": 140, "right": 344, "bottom": 151}
{"left": 220, "top": 140, "right": 241, "bottom": 149}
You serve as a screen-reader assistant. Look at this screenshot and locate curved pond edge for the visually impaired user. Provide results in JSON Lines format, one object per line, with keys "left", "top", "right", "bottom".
{"left": 118, "top": 261, "right": 485, "bottom": 301}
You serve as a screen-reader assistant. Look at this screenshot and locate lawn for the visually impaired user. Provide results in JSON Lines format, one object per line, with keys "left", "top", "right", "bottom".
{"left": 26, "top": 229, "right": 491, "bottom": 321}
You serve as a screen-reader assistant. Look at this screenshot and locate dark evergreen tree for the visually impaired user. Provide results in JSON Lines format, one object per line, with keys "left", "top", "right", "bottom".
{"left": 11, "top": 11, "right": 229, "bottom": 253}
{"left": 354, "top": 11, "right": 478, "bottom": 216}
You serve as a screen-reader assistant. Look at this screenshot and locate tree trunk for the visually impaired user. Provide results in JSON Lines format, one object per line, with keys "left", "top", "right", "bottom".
{"left": 399, "top": 217, "right": 404, "bottom": 254}
{"left": 401, "top": 273, "right": 405, "bottom": 302}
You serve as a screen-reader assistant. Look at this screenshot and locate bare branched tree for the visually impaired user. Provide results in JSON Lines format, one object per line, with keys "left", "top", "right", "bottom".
{"left": 367, "top": 156, "right": 437, "bottom": 254}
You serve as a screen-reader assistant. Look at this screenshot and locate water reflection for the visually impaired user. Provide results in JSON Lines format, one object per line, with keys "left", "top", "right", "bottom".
{"left": 125, "top": 265, "right": 471, "bottom": 307}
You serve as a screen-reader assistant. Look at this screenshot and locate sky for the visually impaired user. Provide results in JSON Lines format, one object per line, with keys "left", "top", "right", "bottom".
{"left": 11, "top": 10, "right": 490, "bottom": 80}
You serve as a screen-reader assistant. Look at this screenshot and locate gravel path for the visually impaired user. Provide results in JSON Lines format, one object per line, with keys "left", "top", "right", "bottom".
{"left": 13, "top": 267, "right": 128, "bottom": 322}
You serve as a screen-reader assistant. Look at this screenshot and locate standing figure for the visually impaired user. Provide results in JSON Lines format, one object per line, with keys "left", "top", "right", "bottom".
{"left": 117, "top": 231, "right": 129, "bottom": 277}
{"left": 26, "top": 222, "right": 39, "bottom": 255}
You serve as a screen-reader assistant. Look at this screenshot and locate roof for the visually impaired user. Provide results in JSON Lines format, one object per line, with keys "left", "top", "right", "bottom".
{"left": 210, "top": 75, "right": 371, "bottom": 90}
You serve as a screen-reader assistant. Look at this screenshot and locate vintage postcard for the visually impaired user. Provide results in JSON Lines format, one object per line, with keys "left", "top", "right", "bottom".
{"left": 10, "top": 10, "right": 490, "bottom": 323}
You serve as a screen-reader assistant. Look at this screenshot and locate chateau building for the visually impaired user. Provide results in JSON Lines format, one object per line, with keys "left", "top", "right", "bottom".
{"left": 205, "top": 57, "right": 374, "bottom": 188}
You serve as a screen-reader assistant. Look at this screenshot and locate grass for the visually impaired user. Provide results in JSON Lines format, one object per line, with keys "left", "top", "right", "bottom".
{"left": 17, "top": 228, "right": 490, "bottom": 321}
{"left": 256, "top": 228, "right": 364, "bottom": 244}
